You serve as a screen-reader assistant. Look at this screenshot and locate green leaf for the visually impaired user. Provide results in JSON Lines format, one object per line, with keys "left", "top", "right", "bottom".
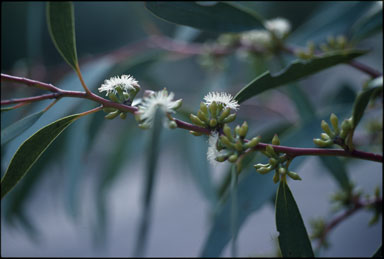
{"left": 1, "top": 113, "right": 81, "bottom": 199}
{"left": 275, "top": 180, "right": 314, "bottom": 257}
{"left": 145, "top": 2, "right": 264, "bottom": 33}
{"left": 352, "top": 76, "right": 383, "bottom": 128}
{"left": 46, "top": 2, "right": 78, "bottom": 70}
{"left": 234, "top": 50, "right": 367, "bottom": 104}
{"left": 351, "top": 4, "right": 383, "bottom": 43}
{"left": 373, "top": 244, "right": 382, "bottom": 257}
{"left": 1, "top": 110, "right": 45, "bottom": 145}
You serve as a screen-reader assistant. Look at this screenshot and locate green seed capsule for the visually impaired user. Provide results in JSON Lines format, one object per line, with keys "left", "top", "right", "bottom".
{"left": 209, "top": 118, "right": 218, "bottom": 127}
{"left": 190, "top": 114, "right": 206, "bottom": 127}
{"left": 200, "top": 102, "right": 209, "bottom": 116}
{"left": 272, "top": 134, "right": 280, "bottom": 145}
{"left": 119, "top": 112, "right": 127, "bottom": 119}
{"left": 287, "top": 171, "right": 302, "bottom": 181}
{"left": 219, "top": 108, "right": 231, "bottom": 122}
{"left": 190, "top": 130, "right": 203, "bottom": 136}
{"left": 228, "top": 154, "right": 238, "bottom": 163}
{"left": 105, "top": 110, "right": 119, "bottom": 119}
{"left": 223, "top": 114, "right": 236, "bottom": 123}
{"left": 273, "top": 171, "right": 280, "bottom": 183}
{"left": 321, "top": 120, "right": 334, "bottom": 137}
{"left": 197, "top": 110, "right": 209, "bottom": 123}
{"left": 209, "top": 101, "right": 218, "bottom": 118}
{"left": 330, "top": 113, "right": 339, "bottom": 135}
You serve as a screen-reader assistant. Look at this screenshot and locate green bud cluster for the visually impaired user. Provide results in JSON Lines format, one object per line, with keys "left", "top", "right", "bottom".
{"left": 189, "top": 101, "right": 236, "bottom": 135}
{"left": 214, "top": 123, "right": 261, "bottom": 172}
{"left": 296, "top": 41, "right": 316, "bottom": 60}
{"left": 103, "top": 107, "right": 128, "bottom": 120}
{"left": 320, "top": 35, "right": 348, "bottom": 52}
{"left": 103, "top": 84, "right": 140, "bottom": 120}
{"left": 254, "top": 134, "right": 301, "bottom": 183}
{"left": 313, "top": 113, "right": 354, "bottom": 149}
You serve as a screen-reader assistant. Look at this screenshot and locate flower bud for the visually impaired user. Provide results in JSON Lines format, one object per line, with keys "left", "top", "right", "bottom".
{"left": 190, "top": 114, "right": 206, "bottom": 127}
{"left": 223, "top": 114, "right": 236, "bottom": 123}
{"left": 320, "top": 133, "right": 331, "bottom": 141}
{"left": 189, "top": 130, "right": 203, "bottom": 136}
{"left": 244, "top": 136, "right": 261, "bottom": 149}
{"left": 197, "top": 110, "right": 209, "bottom": 123}
{"left": 119, "top": 112, "right": 127, "bottom": 119}
{"left": 273, "top": 171, "right": 280, "bottom": 183}
{"left": 265, "top": 145, "right": 277, "bottom": 157}
{"left": 168, "top": 120, "right": 177, "bottom": 129}
{"left": 239, "top": 121, "right": 248, "bottom": 138}
{"left": 313, "top": 138, "right": 333, "bottom": 147}
{"left": 330, "top": 113, "right": 339, "bottom": 135}
{"left": 254, "top": 163, "right": 269, "bottom": 169}
{"left": 219, "top": 108, "right": 231, "bottom": 122}
{"left": 223, "top": 124, "right": 234, "bottom": 141}
{"left": 200, "top": 102, "right": 209, "bottom": 116}
{"left": 269, "top": 157, "right": 279, "bottom": 167}
{"left": 108, "top": 92, "right": 120, "bottom": 103}
{"left": 103, "top": 107, "right": 117, "bottom": 113}
{"left": 215, "top": 155, "right": 228, "bottom": 162}
{"left": 235, "top": 140, "right": 243, "bottom": 152}
{"left": 173, "top": 99, "right": 183, "bottom": 110}
{"left": 220, "top": 135, "right": 234, "bottom": 149}
{"left": 272, "top": 134, "right": 280, "bottom": 145}
{"left": 321, "top": 120, "right": 334, "bottom": 137}
{"left": 228, "top": 154, "right": 238, "bottom": 163}
{"left": 287, "top": 171, "right": 302, "bottom": 181}
{"left": 138, "top": 123, "right": 150, "bottom": 129}
{"left": 256, "top": 165, "right": 273, "bottom": 175}
{"left": 209, "top": 118, "right": 218, "bottom": 127}
{"left": 236, "top": 160, "right": 243, "bottom": 173}
{"left": 105, "top": 110, "right": 119, "bottom": 119}
{"left": 278, "top": 167, "right": 287, "bottom": 175}
{"left": 340, "top": 119, "right": 352, "bottom": 139}
{"left": 209, "top": 101, "right": 218, "bottom": 118}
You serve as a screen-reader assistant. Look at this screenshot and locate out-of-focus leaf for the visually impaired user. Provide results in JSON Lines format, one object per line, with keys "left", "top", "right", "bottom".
{"left": 1, "top": 113, "right": 81, "bottom": 199}
{"left": 1, "top": 110, "right": 45, "bottom": 145}
{"left": 319, "top": 156, "right": 350, "bottom": 190}
{"left": 352, "top": 77, "right": 383, "bottom": 128}
{"left": 351, "top": 4, "right": 383, "bottom": 43}
{"left": 46, "top": 2, "right": 78, "bottom": 70}
{"left": 229, "top": 165, "right": 238, "bottom": 257}
{"left": 275, "top": 180, "right": 314, "bottom": 257}
{"left": 134, "top": 109, "right": 163, "bottom": 257}
{"left": 288, "top": 2, "right": 374, "bottom": 44}
{"left": 145, "top": 2, "right": 264, "bottom": 33}
{"left": 234, "top": 50, "right": 367, "bottom": 104}
{"left": 373, "top": 244, "right": 382, "bottom": 257}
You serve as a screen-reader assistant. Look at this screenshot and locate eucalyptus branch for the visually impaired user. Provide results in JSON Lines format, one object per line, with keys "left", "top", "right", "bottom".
{"left": 317, "top": 196, "right": 382, "bottom": 250}
{"left": 2, "top": 73, "right": 382, "bottom": 163}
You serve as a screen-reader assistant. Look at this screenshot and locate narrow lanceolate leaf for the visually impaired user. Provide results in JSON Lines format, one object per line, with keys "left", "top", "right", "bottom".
{"left": 145, "top": 2, "right": 264, "bottom": 33}
{"left": 46, "top": 2, "right": 78, "bottom": 70}
{"left": 352, "top": 76, "right": 383, "bottom": 128}
{"left": 1, "top": 110, "right": 45, "bottom": 145}
{"left": 276, "top": 181, "right": 314, "bottom": 257}
{"left": 234, "top": 50, "right": 367, "bottom": 104}
{"left": 351, "top": 4, "right": 383, "bottom": 43}
{"left": 1, "top": 114, "right": 81, "bottom": 199}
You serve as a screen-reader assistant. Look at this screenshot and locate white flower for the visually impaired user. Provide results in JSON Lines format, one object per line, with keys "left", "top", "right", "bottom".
{"left": 207, "top": 132, "right": 228, "bottom": 166}
{"left": 136, "top": 89, "right": 182, "bottom": 128}
{"left": 264, "top": 17, "right": 291, "bottom": 39}
{"left": 203, "top": 92, "right": 239, "bottom": 111}
{"left": 240, "top": 30, "right": 272, "bottom": 47}
{"left": 98, "top": 74, "right": 140, "bottom": 96}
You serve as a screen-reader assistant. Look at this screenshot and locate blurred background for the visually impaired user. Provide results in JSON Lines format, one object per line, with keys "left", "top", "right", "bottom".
{"left": 1, "top": 1, "right": 382, "bottom": 257}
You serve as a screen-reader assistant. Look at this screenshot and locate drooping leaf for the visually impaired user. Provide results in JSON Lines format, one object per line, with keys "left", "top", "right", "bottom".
{"left": 134, "top": 109, "right": 163, "bottom": 257}
{"left": 1, "top": 110, "right": 45, "bottom": 145}
{"left": 145, "top": 2, "right": 264, "bottom": 33}
{"left": 46, "top": 2, "right": 78, "bottom": 70}
{"left": 1, "top": 113, "right": 81, "bottom": 199}
{"left": 275, "top": 180, "right": 314, "bottom": 257}
{"left": 352, "top": 76, "right": 383, "bottom": 128}
{"left": 234, "top": 50, "right": 367, "bottom": 104}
